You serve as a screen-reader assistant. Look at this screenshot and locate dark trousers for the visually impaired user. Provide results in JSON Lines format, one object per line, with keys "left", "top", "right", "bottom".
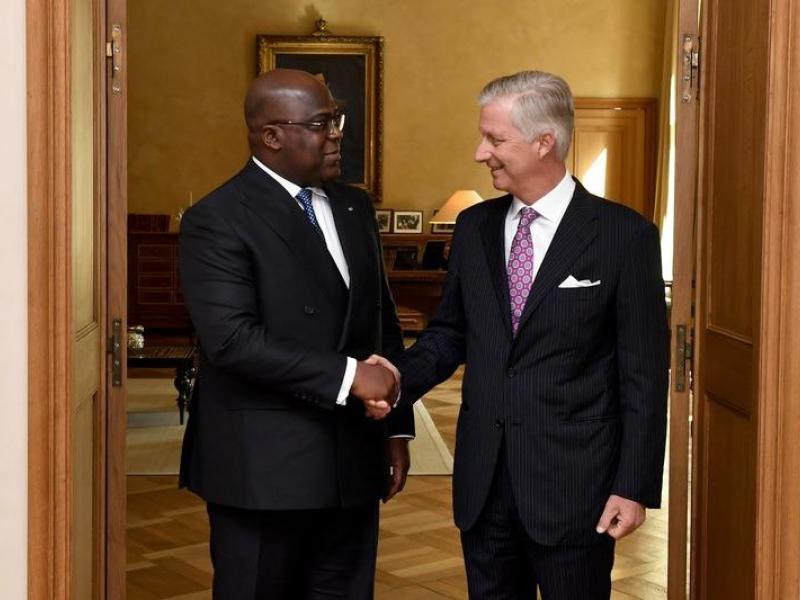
{"left": 206, "top": 502, "right": 379, "bottom": 600}
{"left": 460, "top": 443, "right": 615, "bottom": 600}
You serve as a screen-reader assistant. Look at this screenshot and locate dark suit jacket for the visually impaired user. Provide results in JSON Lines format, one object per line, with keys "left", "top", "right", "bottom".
{"left": 397, "top": 179, "right": 669, "bottom": 545}
{"left": 178, "top": 159, "right": 413, "bottom": 511}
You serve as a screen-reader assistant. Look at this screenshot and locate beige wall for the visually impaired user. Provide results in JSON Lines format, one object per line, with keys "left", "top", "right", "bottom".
{"left": 129, "top": 0, "right": 667, "bottom": 223}
{"left": 0, "top": 0, "right": 29, "bottom": 597}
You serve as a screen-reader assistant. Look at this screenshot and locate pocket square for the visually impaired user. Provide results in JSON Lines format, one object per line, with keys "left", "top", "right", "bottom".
{"left": 558, "top": 275, "right": 601, "bottom": 288}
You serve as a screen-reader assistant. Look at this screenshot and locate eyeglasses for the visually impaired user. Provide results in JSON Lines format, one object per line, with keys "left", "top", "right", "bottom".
{"left": 268, "top": 112, "right": 345, "bottom": 134}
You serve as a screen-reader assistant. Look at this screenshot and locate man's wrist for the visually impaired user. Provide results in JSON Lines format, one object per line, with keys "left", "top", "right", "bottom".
{"left": 336, "top": 357, "right": 357, "bottom": 405}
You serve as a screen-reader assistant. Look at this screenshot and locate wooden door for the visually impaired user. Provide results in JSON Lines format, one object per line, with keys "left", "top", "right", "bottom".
{"left": 667, "top": 0, "right": 699, "bottom": 598}
{"left": 568, "top": 99, "right": 657, "bottom": 219}
{"left": 69, "top": 0, "right": 128, "bottom": 597}
{"left": 71, "top": 0, "right": 105, "bottom": 595}
{"left": 690, "top": 0, "right": 769, "bottom": 597}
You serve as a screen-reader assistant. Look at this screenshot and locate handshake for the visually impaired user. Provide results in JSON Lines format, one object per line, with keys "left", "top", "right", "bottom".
{"left": 350, "top": 355, "right": 400, "bottom": 420}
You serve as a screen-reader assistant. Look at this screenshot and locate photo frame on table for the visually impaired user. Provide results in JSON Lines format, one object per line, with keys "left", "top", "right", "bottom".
{"left": 375, "top": 209, "right": 392, "bottom": 233}
{"left": 257, "top": 33, "right": 384, "bottom": 201}
{"left": 430, "top": 222, "right": 456, "bottom": 233}
{"left": 393, "top": 210, "right": 423, "bottom": 234}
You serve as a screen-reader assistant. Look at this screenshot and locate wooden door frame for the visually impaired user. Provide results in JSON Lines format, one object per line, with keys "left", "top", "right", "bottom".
{"left": 754, "top": 0, "right": 800, "bottom": 596}
{"left": 27, "top": 0, "right": 74, "bottom": 597}
{"left": 27, "top": 0, "right": 127, "bottom": 598}
{"left": 105, "top": 0, "right": 128, "bottom": 595}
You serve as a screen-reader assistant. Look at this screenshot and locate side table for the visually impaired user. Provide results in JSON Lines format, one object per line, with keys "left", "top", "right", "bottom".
{"left": 127, "top": 345, "right": 196, "bottom": 424}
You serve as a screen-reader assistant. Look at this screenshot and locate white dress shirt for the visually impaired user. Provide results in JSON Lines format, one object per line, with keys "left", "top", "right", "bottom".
{"left": 505, "top": 172, "right": 576, "bottom": 277}
{"left": 252, "top": 156, "right": 356, "bottom": 404}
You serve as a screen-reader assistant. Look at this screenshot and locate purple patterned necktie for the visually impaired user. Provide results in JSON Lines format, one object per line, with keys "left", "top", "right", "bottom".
{"left": 508, "top": 207, "right": 539, "bottom": 335}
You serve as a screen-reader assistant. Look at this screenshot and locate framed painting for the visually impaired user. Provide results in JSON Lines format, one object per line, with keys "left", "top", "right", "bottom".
{"left": 257, "top": 33, "right": 384, "bottom": 200}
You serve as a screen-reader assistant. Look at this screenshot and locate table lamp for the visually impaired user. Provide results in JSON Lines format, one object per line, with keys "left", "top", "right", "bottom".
{"left": 429, "top": 190, "right": 484, "bottom": 225}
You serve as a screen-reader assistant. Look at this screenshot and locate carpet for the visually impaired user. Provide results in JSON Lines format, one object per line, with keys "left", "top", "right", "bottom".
{"left": 126, "top": 378, "right": 453, "bottom": 476}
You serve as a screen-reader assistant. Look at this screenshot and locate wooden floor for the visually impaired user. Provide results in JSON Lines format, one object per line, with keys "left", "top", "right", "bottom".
{"left": 127, "top": 370, "right": 667, "bottom": 599}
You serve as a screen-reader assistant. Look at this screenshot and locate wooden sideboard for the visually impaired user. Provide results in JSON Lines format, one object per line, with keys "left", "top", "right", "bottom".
{"left": 128, "top": 232, "right": 191, "bottom": 330}
{"left": 127, "top": 230, "right": 450, "bottom": 333}
{"left": 382, "top": 233, "right": 450, "bottom": 332}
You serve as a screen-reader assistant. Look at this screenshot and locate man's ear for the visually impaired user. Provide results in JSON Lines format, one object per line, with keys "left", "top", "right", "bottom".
{"left": 537, "top": 132, "right": 556, "bottom": 159}
{"left": 261, "top": 125, "right": 281, "bottom": 151}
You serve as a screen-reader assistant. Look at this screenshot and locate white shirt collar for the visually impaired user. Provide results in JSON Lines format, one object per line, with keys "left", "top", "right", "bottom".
{"left": 509, "top": 171, "right": 575, "bottom": 224}
{"left": 251, "top": 156, "right": 327, "bottom": 200}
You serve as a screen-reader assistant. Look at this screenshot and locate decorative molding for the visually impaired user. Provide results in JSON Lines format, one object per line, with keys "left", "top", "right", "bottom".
{"left": 755, "top": 0, "right": 800, "bottom": 597}
{"left": 27, "top": 0, "right": 73, "bottom": 598}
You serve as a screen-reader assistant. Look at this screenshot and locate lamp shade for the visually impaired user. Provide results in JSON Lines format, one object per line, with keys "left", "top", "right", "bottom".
{"left": 429, "top": 190, "right": 484, "bottom": 224}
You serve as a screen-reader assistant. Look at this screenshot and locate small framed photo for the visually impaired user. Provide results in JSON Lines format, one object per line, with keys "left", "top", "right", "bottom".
{"left": 431, "top": 222, "right": 456, "bottom": 233}
{"left": 393, "top": 210, "right": 423, "bottom": 234}
{"left": 375, "top": 209, "right": 392, "bottom": 233}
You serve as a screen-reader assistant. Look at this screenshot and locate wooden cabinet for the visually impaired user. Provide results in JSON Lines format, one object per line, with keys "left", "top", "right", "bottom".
{"left": 128, "top": 232, "right": 191, "bottom": 330}
{"left": 382, "top": 233, "right": 450, "bottom": 331}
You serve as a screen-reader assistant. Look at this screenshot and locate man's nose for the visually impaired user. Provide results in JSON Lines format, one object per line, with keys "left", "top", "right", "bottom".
{"left": 475, "top": 139, "right": 490, "bottom": 163}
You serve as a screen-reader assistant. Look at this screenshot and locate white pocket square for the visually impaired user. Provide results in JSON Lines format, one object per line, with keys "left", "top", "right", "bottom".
{"left": 558, "top": 275, "right": 601, "bottom": 288}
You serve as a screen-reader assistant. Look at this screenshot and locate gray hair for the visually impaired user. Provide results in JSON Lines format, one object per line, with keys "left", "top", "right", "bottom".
{"left": 478, "top": 70, "right": 574, "bottom": 161}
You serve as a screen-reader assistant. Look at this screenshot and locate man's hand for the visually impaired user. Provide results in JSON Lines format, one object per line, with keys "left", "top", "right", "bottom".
{"left": 365, "top": 354, "right": 400, "bottom": 384}
{"left": 595, "top": 494, "right": 646, "bottom": 539}
{"left": 383, "top": 438, "right": 410, "bottom": 502}
{"left": 351, "top": 361, "right": 397, "bottom": 420}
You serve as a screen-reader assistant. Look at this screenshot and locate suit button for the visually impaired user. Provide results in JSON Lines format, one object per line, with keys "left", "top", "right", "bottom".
{"left": 304, "top": 306, "right": 315, "bottom": 315}
{"left": 506, "top": 368, "right": 516, "bottom": 378}
{"left": 495, "top": 419, "right": 505, "bottom": 429}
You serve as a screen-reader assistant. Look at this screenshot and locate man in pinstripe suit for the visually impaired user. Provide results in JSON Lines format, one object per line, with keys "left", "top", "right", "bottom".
{"left": 373, "top": 71, "right": 669, "bottom": 598}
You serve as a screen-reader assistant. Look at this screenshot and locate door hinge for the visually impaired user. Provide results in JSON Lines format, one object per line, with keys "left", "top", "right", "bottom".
{"left": 675, "top": 324, "right": 693, "bottom": 392}
{"left": 106, "top": 24, "right": 122, "bottom": 94}
{"left": 680, "top": 34, "right": 701, "bottom": 103}
{"left": 109, "top": 318, "right": 123, "bottom": 387}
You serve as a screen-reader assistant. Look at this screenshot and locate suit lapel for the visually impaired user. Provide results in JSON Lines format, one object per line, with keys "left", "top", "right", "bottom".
{"left": 479, "top": 196, "right": 514, "bottom": 338}
{"left": 236, "top": 160, "right": 346, "bottom": 300}
{"left": 326, "top": 185, "right": 367, "bottom": 351}
{"left": 515, "top": 181, "right": 598, "bottom": 334}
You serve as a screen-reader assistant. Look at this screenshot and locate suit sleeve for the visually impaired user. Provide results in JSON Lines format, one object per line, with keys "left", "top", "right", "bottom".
{"left": 610, "top": 221, "right": 670, "bottom": 507}
{"left": 365, "top": 199, "right": 415, "bottom": 437}
{"left": 393, "top": 215, "right": 468, "bottom": 408}
{"left": 179, "top": 200, "right": 347, "bottom": 408}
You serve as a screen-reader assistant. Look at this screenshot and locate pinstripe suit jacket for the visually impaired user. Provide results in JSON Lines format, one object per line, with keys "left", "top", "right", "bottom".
{"left": 397, "top": 179, "right": 669, "bottom": 545}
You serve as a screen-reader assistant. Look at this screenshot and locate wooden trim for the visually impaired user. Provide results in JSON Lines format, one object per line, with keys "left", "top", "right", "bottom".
{"left": 27, "top": 0, "right": 73, "bottom": 598}
{"left": 690, "top": 1, "right": 713, "bottom": 596}
{"left": 667, "top": 1, "right": 700, "bottom": 597}
{"left": 93, "top": 0, "right": 109, "bottom": 596}
{"left": 755, "top": 0, "right": 800, "bottom": 596}
{"left": 105, "top": 0, "right": 128, "bottom": 596}
{"left": 573, "top": 97, "right": 659, "bottom": 221}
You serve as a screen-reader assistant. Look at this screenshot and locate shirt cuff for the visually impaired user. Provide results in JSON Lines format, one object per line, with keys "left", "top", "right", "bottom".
{"left": 389, "top": 434, "right": 414, "bottom": 440}
{"left": 336, "top": 357, "right": 357, "bottom": 405}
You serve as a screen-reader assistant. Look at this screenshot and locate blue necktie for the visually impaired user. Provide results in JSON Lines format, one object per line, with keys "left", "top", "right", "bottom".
{"left": 296, "top": 188, "right": 323, "bottom": 237}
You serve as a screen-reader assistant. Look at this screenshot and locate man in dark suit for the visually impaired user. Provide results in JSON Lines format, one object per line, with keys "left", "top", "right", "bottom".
{"left": 374, "top": 70, "right": 669, "bottom": 598}
{"left": 178, "top": 69, "right": 413, "bottom": 599}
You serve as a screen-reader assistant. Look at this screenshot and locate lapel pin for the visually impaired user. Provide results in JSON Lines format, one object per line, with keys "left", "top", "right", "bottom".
{"left": 347, "top": 206, "right": 354, "bottom": 212}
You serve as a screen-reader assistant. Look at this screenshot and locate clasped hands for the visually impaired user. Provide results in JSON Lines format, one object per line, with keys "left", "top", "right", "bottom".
{"left": 350, "top": 355, "right": 400, "bottom": 420}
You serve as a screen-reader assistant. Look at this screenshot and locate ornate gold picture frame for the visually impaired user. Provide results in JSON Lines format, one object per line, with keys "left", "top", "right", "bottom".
{"left": 257, "top": 33, "right": 384, "bottom": 201}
